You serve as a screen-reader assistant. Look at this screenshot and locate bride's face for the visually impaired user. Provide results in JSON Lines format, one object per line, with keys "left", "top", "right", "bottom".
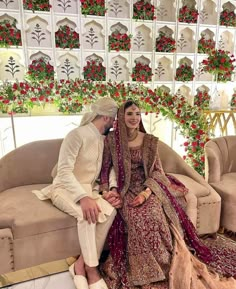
{"left": 124, "top": 104, "right": 141, "bottom": 130}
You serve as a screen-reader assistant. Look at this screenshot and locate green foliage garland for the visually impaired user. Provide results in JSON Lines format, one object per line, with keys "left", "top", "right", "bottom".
{"left": 0, "top": 79, "right": 209, "bottom": 175}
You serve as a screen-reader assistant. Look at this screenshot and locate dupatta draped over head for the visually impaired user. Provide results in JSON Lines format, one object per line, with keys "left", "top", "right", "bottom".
{"left": 100, "top": 101, "right": 236, "bottom": 287}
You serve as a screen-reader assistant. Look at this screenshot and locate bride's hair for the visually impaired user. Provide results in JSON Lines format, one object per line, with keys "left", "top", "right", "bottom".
{"left": 124, "top": 100, "right": 140, "bottom": 111}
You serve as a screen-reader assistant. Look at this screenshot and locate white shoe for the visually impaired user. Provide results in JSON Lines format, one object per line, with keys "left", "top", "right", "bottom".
{"left": 89, "top": 278, "right": 108, "bottom": 289}
{"left": 69, "top": 263, "right": 89, "bottom": 289}
{"left": 74, "top": 275, "right": 89, "bottom": 289}
{"left": 69, "top": 263, "right": 75, "bottom": 278}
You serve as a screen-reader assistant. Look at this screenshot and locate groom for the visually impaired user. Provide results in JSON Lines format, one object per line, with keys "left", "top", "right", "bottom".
{"left": 34, "top": 97, "right": 121, "bottom": 289}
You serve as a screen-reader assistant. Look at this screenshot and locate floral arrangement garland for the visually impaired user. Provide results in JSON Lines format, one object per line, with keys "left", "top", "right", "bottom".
{"left": 0, "top": 79, "right": 210, "bottom": 175}
{"left": 230, "top": 93, "right": 236, "bottom": 109}
{"left": 0, "top": 19, "right": 22, "bottom": 48}
{"left": 194, "top": 90, "right": 211, "bottom": 110}
{"left": 198, "top": 37, "right": 215, "bottom": 54}
{"left": 153, "top": 87, "right": 209, "bottom": 174}
{"left": 0, "top": 81, "right": 29, "bottom": 113}
{"left": 155, "top": 32, "right": 176, "bottom": 52}
{"left": 175, "top": 64, "right": 194, "bottom": 82}
{"left": 201, "top": 49, "right": 236, "bottom": 82}
{"left": 83, "top": 60, "right": 106, "bottom": 81}
{"left": 133, "top": 0, "right": 155, "bottom": 20}
{"left": 108, "top": 31, "right": 132, "bottom": 51}
{"left": 23, "top": 0, "right": 51, "bottom": 11}
{"left": 26, "top": 57, "right": 55, "bottom": 82}
{"left": 54, "top": 80, "right": 84, "bottom": 113}
{"left": 55, "top": 25, "right": 80, "bottom": 49}
{"left": 220, "top": 9, "right": 236, "bottom": 27}
{"left": 131, "top": 62, "right": 153, "bottom": 82}
{"left": 178, "top": 5, "right": 199, "bottom": 23}
{"left": 80, "top": 0, "right": 106, "bottom": 16}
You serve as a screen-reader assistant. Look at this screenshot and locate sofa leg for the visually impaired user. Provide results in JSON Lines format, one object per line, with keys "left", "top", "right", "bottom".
{"left": 0, "top": 228, "right": 14, "bottom": 274}
{"left": 218, "top": 226, "right": 225, "bottom": 234}
{"left": 224, "top": 228, "right": 236, "bottom": 241}
{"left": 200, "top": 232, "right": 217, "bottom": 240}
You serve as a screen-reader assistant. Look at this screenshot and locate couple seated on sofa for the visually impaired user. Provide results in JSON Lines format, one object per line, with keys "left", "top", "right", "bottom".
{"left": 35, "top": 97, "right": 236, "bottom": 289}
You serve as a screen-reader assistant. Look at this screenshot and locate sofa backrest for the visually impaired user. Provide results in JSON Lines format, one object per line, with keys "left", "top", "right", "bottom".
{"left": 205, "top": 135, "right": 236, "bottom": 183}
{"left": 0, "top": 139, "right": 63, "bottom": 193}
{"left": 158, "top": 140, "right": 206, "bottom": 185}
{"left": 0, "top": 137, "right": 207, "bottom": 193}
{"left": 158, "top": 140, "right": 184, "bottom": 173}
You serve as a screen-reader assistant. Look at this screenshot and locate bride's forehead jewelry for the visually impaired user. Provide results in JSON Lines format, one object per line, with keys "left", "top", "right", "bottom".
{"left": 131, "top": 104, "right": 138, "bottom": 110}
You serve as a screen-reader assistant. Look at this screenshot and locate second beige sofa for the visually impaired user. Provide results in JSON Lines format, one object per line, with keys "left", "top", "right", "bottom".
{"left": 205, "top": 135, "right": 236, "bottom": 233}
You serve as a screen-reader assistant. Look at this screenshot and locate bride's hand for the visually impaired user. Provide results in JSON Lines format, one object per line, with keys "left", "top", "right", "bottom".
{"left": 103, "top": 190, "right": 123, "bottom": 208}
{"left": 169, "top": 183, "right": 187, "bottom": 197}
{"left": 129, "top": 194, "right": 146, "bottom": 207}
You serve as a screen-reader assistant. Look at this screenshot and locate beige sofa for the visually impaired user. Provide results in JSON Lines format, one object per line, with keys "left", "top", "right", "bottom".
{"left": 0, "top": 138, "right": 221, "bottom": 275}
{"left": 205, "top": 135, "right": 236, "bottom": 233}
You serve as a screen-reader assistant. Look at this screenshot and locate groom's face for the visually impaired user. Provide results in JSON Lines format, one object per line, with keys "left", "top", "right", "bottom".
{"left": 103, "top": 117, "right": 115, "bottom": 135}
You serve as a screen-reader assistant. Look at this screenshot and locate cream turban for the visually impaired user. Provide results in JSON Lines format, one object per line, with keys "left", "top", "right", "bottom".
{"left": 80, "top": 97, "right": 118, "bottom": 126}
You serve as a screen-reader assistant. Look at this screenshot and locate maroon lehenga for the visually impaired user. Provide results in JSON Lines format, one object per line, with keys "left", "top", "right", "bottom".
{"left": 100, "top": 145, "right": 173, "bottom": 289}
{"left": 99, "top": 103, "right": 236, "bottom": 289}
{"left": 100, "top": 143, "right": 236, "bottom": 289}
{"left": 120, "top": 146, "right": 173, "bottom": 286}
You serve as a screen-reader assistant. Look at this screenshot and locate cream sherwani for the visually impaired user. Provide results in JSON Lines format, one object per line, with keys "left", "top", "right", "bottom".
{"left": 34, "top": 123, "right": 116, "bottom": 267}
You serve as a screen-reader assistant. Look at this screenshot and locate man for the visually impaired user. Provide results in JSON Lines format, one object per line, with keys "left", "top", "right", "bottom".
{"left": 34, "top": 97, "right": 120, "bottom": 289}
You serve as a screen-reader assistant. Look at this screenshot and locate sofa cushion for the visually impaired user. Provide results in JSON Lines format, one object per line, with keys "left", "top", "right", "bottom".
{"left": 0, "top": 184, "right": 76, "bottom": 239}
{"left": 210, "top": 172, "right": 236, "bottom": 202}
{"left": 170, "top": 174, "right": 210, "bottom": 198}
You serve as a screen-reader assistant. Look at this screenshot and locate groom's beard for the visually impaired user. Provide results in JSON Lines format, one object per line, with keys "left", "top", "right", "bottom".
{"left": 104, "top": 127, "right": 112, "bottom": 135}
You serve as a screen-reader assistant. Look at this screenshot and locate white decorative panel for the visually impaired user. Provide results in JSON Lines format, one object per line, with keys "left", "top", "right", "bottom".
{"left": 0, "top": 0, "right": 236, "bottom": 108}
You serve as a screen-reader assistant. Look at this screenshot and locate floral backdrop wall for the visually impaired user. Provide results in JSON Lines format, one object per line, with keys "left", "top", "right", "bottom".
{"left": 1, "top": 0, "right": 236, "bottom": 106}
{"left": 1, "top": 0, "right": 236, "bottom": 175}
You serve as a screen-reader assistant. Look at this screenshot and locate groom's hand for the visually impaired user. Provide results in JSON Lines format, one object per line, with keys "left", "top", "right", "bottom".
{"left": 80, "top": 196, "right": 101, "bottom": 224}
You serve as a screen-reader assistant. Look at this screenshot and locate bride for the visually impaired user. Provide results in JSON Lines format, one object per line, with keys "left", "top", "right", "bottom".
{"left": 99, "top": 100, "right": 236, "bottom": 289}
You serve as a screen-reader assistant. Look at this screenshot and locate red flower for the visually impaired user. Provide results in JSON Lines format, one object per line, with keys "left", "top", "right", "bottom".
{"left": 178, "top": 5, "right": 198, "bottom": 23}
{"left": 80, "top": 0, "right": 106, "bottom": 16}
{"left": 132, "top": 62, "right": 153, "bottom": 83}
{"left": 201, "top": 49, "right": 236, "bottom": 82}
{"left": 198, "top": 37, "right": 215, "bottom": 54}
{"left": 23, "top": 0, "right": 51, "bottom": 11}
{"left": 175, "top": 64, "right": 194, "bottom": 82}
{"left": 83, "top": 61, "right": 106, "bottom": 81}
{"left": 27, "top": 57, "right": 55, "bottom": 82}
{"left": 220, "top": 9, "right": 236, "bottom": 27}
{"left": 155, "top": 32, "right": 176, "bottom": 53}
{"left": 55, "top": 25, "right": 80, "bottom": 49}
{"left": 0, "top": 19, "right": 21, "bottom": 48}
{"left": 108, "top": 31, "right": 131, "bottom": 51}
{"left": 133, "top": 0, "right": 155, "bottom": 20}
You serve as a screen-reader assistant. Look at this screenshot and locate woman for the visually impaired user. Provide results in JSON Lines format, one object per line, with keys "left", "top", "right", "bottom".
{"left": 100, "top": 100, "right": 236, "bottom": 289}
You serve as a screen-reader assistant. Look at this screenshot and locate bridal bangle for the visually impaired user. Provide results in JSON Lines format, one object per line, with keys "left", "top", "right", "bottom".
{"left": 140, "top": 189, "right": 152, "bottom": 200}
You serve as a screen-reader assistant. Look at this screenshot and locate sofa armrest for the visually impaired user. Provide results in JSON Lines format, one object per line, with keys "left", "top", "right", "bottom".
{"left": 170, "top": 173, "right": 210, "bottom": 198}
{"left": 204, "top": 142, "right": 222, "bottom": 183}
{"left": 158, "top": 140, "right": 211, "bottom": 187}
{"left": 0, "top": 139, "right": 62, "bottom": 193}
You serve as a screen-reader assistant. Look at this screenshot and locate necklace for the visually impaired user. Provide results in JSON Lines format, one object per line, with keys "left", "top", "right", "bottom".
{"left": 127, "top": 130, "right": 138, "bottom": 142}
